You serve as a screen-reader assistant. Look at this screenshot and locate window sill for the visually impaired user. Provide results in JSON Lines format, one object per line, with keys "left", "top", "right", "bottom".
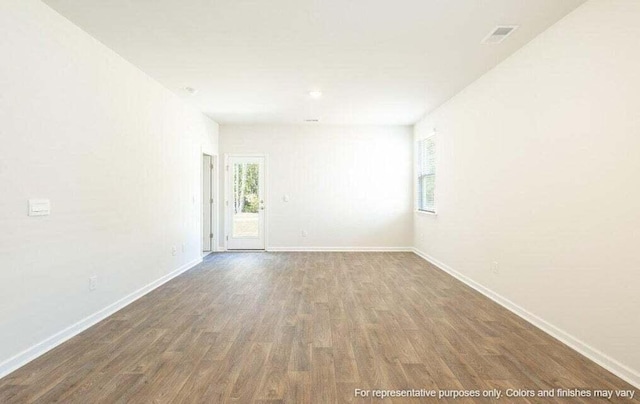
{"left": 415, "top": 210, "right": 437, "bottom": 217}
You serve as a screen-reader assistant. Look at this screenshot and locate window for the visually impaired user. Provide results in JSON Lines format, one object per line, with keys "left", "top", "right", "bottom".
{"left": 417, "top": 135, "right": 436, "bottom": 213}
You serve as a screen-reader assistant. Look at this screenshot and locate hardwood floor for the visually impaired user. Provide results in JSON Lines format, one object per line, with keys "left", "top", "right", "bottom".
{"left": 0, "top": 252, "right": 637, "bottom": 403}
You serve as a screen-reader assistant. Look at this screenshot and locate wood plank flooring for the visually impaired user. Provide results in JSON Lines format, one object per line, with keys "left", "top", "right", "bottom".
{"left": 0, "top": 252, "right": 637, "bottom": 403}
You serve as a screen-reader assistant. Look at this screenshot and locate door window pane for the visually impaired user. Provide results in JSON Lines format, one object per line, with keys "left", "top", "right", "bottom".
{"left": 232, "top": 162, "right": 260, "bottom": 237}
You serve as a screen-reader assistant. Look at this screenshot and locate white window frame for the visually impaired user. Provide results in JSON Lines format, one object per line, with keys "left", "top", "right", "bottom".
{"left": 416, "top": 133, "right": 436, "bottom": 215}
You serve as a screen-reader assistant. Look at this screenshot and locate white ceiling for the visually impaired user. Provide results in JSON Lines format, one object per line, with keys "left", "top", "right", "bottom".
{"left": 43, "top": 0, "right": 584, "bottom": 125}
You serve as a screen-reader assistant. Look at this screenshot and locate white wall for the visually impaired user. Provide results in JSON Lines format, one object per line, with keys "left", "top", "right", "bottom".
{"left": 220, "top": 125, "right": 413, "bottom": 250}
{"left": 414, "top": 0, "right": 640, "bottom": 386}
{"left": 0, "top": 0, "right": 218, "bottom": 375}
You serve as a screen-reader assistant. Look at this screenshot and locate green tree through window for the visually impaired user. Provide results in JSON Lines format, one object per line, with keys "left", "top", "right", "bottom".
{"left": 234, "top": 163, "right": 259, "bottom": 214}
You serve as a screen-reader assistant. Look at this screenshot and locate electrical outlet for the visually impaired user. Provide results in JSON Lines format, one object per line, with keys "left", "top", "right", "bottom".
{"left": 301, "top": 230, "right": 308, "bottom": 237}
{"left": 491, "top": 261, "right": 499, "bottom": 275}
{"left": 89, "top": 276, "right": 97, "bottom": 291}
{"left": 171, "top": 246, "right": 177, "bottom": 256}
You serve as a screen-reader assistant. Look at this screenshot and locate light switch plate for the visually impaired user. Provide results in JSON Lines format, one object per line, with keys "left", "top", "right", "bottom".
{"left": 28, "top": 199, "right": 50, "bottom": 216}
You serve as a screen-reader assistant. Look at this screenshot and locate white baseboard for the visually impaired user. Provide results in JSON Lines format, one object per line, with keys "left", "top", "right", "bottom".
{"left": 412, "top": 248, "right": 640, "bottom": 389}
{"left": 0, "top": 257, "right": 202, "bottom": 380}
{"left": 266, "top": 246, "right": 413, "bottom": 252}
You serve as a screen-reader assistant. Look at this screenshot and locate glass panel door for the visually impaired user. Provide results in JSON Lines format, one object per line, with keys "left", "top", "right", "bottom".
{"left": 227, "top": 156, "right": 265, "bottom": 249}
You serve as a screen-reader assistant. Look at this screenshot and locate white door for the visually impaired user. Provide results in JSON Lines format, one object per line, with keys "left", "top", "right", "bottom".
{"left": 202, "top": 154, "right": 213, "bottom": 252}
{"left": 226, "top": 156, "right": 265, "bottom": 250}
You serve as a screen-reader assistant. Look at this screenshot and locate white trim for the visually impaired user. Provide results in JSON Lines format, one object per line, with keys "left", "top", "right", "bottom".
{"left": 211, "top": 154, "right": 218, "bottom": 253}
{"left": 412, "top": 248, "right": 640, "bottom": 389}
{"left": 0, "top": 257, "right": 202, "bottom": 380}
{"left": 199, "top": 150, "right": 218, "bottom": 256}
{"left": 223, "top": 154, "right": 229, "bottom": 251}
{"left": 266, "top": 247, "right": 413, "bottom": 252}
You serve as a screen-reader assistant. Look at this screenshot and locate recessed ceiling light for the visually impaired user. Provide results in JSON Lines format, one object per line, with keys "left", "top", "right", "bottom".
{"left": 184, "top": 86, "right": 198, "bottom": 95}
{"left": 308, "top": 90, "right": 322, "bottom": 98}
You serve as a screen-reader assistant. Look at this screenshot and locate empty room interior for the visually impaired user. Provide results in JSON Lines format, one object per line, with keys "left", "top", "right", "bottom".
{"left": 1, "top": 0, "right": 639, "bottom": 402}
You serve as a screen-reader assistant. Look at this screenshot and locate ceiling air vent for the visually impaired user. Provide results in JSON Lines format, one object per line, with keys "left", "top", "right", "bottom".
{"left": 482, "top": 25, "right": 518, "bottom": 44}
